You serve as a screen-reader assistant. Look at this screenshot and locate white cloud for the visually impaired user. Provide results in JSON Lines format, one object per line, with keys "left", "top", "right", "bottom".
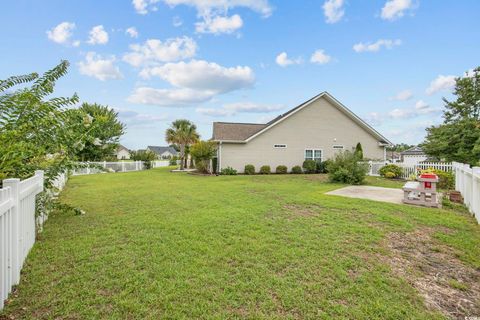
{"left": 72, "top": 40, "right": 81, "bottom": 47}
{"left": 87, "top": 25, "right": 109, "bottom": 45}
{"left": 275, "top": 52, "right": 302, "bottom": 67}
{"left": 381, "top": 0, "right": 415, "bottom": 21}
{"left": 163, "top": 0, "right": 273, "bottom": 17}
{"left": 391, "top": 89, "right": 413, "bottom": 101}
{"left": 116, "top": 108, "right": 168, "bottom": 127}
{"left": 425, "top": 75, "right": 456, "bottom": 95}
{"left": 365, "top": 112, "right": 383, "bottom": 126}
{"left": 128, "top": 87, "right": 213, "bottom": 106}
{"left": 173, "top": 16, "right": 183, "bottom": 27}
{"left": 126, "top": 27, "right": 139, "bottom": 38}
{"left": 388, "top": 108, "right": 415, "bottom": 119}
{"left": 415, "top": 100, "right": 429, "bottom": 110}
{"left": 322, "top": 0, "right": 345, "bottom": 24}
{"left": 129, "top": 60, "right": 255, "bottom": 106}
{"left": 310, "top": 49, "right": 332, "bottom": 64}
{"left": 353, "top": 39, "right": 402, "bottom": 53}
{"left": 78, "top": 52, "right": 123, "bottom": 81}
{"left": 123, "top": 37, "right": 197, "bottom": 67}
{"left": 140, "top": 60, "right": 255, "bottom": 94}
{"left": 132, "top": 0, "right": 160, "bottom": 14}
{"left": 195, "top": 14, "right": 243, "bottom": 34}
{"left": 197, "top": 102, "right": 284, "bottom": 117}
{"left": 46, "top": 22, "right": 76, "bottom": 45}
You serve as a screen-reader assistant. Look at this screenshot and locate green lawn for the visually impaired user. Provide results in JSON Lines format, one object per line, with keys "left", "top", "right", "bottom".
{"left": 2, "top": 168, "right": 479, "bottom": 319}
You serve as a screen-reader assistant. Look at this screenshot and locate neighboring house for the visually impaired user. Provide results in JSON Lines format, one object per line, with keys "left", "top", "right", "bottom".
{"left": 115, "top": 144, "right": 131, "bottom": 160}
{"left": 212, "top": 92, "right": 392, "bottom": 173}
{"left": 387, "top": 151, "right": 402, "bottom": 163}
{"left": 400, "top": 146, "right": 428, "bottom": 165}
{"left": 147, "top": 146, "right": 179, "bottom": 159}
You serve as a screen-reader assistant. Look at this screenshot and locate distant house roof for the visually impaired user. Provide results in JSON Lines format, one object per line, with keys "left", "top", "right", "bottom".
{"left": 211, "top": 92, "right": 392, "bottom": 145}
{"left": 117, "top": 144, "right": 130, "bottom": 152}
{"left": 147, "top": 146, "right": 179, "bottom": 156}
{"left": 212, "top": 122, "right": 267, "bottom": 141}
{"left": 401, "top": 146, "right": 425, "bottom": 155}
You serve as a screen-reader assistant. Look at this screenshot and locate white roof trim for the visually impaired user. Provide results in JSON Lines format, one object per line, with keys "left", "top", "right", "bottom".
{"left": 245, "top": 92, "right": 393, "bottom": 145}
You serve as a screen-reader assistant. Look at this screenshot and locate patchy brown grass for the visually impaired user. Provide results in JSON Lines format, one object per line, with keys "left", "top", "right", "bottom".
{"left": 384, "top": 227, "right": 480, "bottom": 319}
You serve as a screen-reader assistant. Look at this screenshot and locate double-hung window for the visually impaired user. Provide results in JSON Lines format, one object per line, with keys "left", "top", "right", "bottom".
{"left": 305, "top": 149, "right": 322, "bottom": 162}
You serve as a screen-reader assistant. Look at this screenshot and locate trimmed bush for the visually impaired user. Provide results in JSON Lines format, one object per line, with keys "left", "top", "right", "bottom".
{"left": 379, "top": 164, "right": 403, "bottom": 179}
{"left": 259, "top": 165, "right": 271, "bottom": 174}
{"left": 316, "top": 160, "right": 332, "bottom": 173}
{"left": 220, "top": 167, "right": 237, "bottom": 175}
{"left": 291, "top": 166, "right": 303, "bottom": 174}
{"left": 244, "top": 164, "right": 255, "bottom": 175}
{"left": 327, "top": 151, "right": 368, "bottom": 184}
{"left": 302, "top": 160, "right": 317, "bottom": 174}
{"left": 275, "top": 165, "right": 288, "bottom": 174}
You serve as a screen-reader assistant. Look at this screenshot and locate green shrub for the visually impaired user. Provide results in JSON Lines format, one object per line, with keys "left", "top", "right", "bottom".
{"left": 220, "top": 167, "right": 237, "bottom": 175}
{"left": 169, "top": 156, "right": 178, "bottom": 166}
{"left": 275, "top": 165, "right": 287, "bottom": 174}
{"left": 420, "top": 168, "right": 454, "bottom": 190}
{"left": 379, "top": 164, "right": 403, "bottom": 178}
{"left": 316, "top": 160, "right": 332, "bottom": 173}
{"left": 327, "top": 151, "right": 368, "bottom": 184}
{"left": 291, "top": 166, "right": 303, "bottom": 174}
{"left": 244, "top": 164, "right": 255, "bottom": 175}
{"left": 302, "top": 160, "right": 317, "bottom": 174}
{"left": 384, "top": 171, "right": 396, "bottom": 179}
{"left": 259, "top": 165, "right": 271, "bottom": 174}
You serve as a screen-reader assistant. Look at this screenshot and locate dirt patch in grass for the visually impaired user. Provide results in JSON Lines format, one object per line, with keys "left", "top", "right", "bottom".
{"left": 384, "top": 227, "right": 480, "bottom": 319}
{"left": 283, "top": 204, "right": 321, "bottom": 218}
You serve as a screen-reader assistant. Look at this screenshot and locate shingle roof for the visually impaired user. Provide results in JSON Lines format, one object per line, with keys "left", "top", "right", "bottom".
{"left": 212, "top": 122, "right": 267, "bottom": 141}
{"left": 147, "top": 146, "right": 179, "bottom": 156}
{"left": 401, "top": 146, "right": 425, "bottom": 155}
{"left": 211, "top": 92, "right": 392, "bottom": 145}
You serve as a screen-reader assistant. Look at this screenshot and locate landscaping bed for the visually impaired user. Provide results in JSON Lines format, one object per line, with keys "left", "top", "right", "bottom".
{"left": 1, "top": 167, "right": 479, "bottom": 319}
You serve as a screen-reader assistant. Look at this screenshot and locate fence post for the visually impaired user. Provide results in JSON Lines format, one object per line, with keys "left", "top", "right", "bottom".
{"left": 2, "top": 178, "right": 20, "bottom": 286}
{"left": 472, "top": 167, "right": 480, "bottom": 222}
{"left": 103, "top": 161, "right": 107, "bottom": 169}
{"left": 122, "top": 162, "right": 125, "bottom": 172}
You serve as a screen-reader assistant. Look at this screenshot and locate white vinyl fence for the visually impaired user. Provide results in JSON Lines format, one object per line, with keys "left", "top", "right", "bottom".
{"left": 453, "top": 162, "right": 480, "bottom": 224}
{"left": 71, "top": 160, "right": 171, "bottom": 175}
{"left": 0, "top": 171, "right": 44, "bottom": 309}
{"left": 368, "top": 161, "right": 452, "bottom": 179}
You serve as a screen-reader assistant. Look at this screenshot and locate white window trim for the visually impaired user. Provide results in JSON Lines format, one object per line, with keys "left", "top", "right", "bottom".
{"left": 304, "top": 148, "right": 323, "bottom": 162}
{"left": 274, "top": 144, "right": 287, "bottom": 148}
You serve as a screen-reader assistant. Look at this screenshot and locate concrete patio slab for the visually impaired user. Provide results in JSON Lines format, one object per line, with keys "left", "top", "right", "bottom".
{"left": 326, "top": 186, "right": 404, "bottom": 204}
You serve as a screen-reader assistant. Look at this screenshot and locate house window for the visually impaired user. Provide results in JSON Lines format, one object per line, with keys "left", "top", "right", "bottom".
{"left": 305, "top": 149, "right": 322, "bottom": 162}
{"left": 274, "top": 144, "right": 287, "bottom": 148}
{"left": 332, "top": 145, "right": 344, "bottom": 150}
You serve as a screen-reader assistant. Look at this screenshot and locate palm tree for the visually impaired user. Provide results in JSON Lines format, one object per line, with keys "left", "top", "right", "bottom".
{"left": 165, "top": 119, "right": 199, "bottom": 170}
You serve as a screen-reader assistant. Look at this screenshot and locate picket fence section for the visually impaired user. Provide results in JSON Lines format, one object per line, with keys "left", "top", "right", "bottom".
{"left": 453, "top": 162, "right": 480, "bottom": 224}
{"left": 0, "top": 171, "right": 44, "bottom": 309}
{"left": 368, "top": 161, "right": 452, "bottom": 179}
{"left": 71, "top": 160, "right": 172, "bottom": 175}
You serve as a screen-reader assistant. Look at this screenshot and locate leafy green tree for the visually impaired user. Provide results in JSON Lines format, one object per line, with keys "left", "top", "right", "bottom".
{"left": 0, "top": 60, "right": 84, "bottom": 183}
{"left": 165, "top": 119, "right": 199, "bottom": 170}
{"left": 190, "top": 141, "right": 217, "bottom": 173}
{"left": 423, "top": 67, "right": 480, "bottom": 165}
{"left": 75, "top": 103, "right": 125, "bottom": 161}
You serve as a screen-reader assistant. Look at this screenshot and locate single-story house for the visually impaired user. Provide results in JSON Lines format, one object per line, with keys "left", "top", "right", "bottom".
{"left": 147, "top": 146, "right": 179, "bottom": 159}
{"left": 211, "top": 92, "right": 392, "bottom": 173}
{"left": 400, "top": 146, "right": 428, "bottom": 165}
{"left": 115, "top": 144, "right": 131, "bottom": 160}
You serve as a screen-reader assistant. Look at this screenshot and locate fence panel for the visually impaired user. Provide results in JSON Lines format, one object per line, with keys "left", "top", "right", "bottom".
{"left": 453, "top": 162, "right": 480, "bottom": 224}
{"left": 1, "top": 171, "right": 44, "bottom": 310}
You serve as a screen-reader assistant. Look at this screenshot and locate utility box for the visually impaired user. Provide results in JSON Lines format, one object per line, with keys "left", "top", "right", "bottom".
{"left": 402, "top": 173, "right": 440, "bottom": 208}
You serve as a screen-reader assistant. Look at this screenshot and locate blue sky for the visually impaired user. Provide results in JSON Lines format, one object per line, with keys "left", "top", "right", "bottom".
{"left": 1, "top": 0, "right": 479, "bottom": 149}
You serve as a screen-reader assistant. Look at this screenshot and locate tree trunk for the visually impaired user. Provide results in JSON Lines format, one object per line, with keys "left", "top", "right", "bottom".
{"left": 180, "top": 144, "right": 185, "bottom": 170}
